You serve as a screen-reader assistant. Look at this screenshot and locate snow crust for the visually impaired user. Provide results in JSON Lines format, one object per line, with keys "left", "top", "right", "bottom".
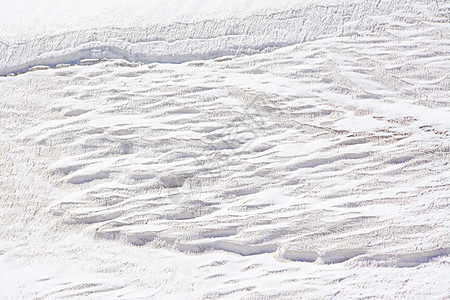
{"left": 0, "top": 0, "right": 449, "bottom": 299}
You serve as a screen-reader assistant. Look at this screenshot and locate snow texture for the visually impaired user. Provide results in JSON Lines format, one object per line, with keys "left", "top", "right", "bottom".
{"left": 0, "top": 0, "right": 449, "bottom": 299}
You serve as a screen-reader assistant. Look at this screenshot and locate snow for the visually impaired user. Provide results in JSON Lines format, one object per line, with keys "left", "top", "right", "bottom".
{"left": 1, "top": 0, "right": 449, "bottom": 299}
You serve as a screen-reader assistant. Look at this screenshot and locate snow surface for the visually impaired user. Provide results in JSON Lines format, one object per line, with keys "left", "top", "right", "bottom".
{"left": 1, "top": 0, "right": 449, "bottom": 299}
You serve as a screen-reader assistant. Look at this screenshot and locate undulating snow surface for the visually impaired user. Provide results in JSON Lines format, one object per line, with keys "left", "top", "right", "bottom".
{"left": 1, "top": 0, "right": 449, "bottom": 299}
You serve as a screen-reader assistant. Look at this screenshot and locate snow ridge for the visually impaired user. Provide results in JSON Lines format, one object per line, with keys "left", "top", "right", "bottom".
{"left": 1, "top": 0, "right": 445, "bottom": 75}
{"left": 0, "top": 0, "right": 449, "bottom": 299}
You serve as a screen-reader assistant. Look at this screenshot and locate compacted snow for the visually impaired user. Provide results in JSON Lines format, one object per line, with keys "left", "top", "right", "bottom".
{"left": 0, "top": 0, "right": 449, "bottom": 299}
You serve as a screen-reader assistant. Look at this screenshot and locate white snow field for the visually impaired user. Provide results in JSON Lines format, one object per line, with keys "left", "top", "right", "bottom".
{"left": 1, "top": 0, "right": 449, "bottom": 299}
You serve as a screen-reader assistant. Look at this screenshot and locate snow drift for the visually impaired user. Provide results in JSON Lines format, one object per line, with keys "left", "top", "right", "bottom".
{"left": 0, "top": 0, "right": 449, "bottom": 299}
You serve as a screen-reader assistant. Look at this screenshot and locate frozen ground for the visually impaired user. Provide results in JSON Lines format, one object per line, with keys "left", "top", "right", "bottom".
{"left": 0, "top": 0, "right": 449, "bottom": 299}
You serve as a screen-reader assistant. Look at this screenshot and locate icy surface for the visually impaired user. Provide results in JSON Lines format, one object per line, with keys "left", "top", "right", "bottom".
{"left": 1, "top": 0, "right": 449, "bottom": 299}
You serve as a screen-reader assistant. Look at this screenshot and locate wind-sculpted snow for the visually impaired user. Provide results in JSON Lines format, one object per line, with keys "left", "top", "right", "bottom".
{"left": 2, "top": 0, "right": 448, "bottom": 76}
{"left": 1, "top": 1, "right": 449, "bottom": 299}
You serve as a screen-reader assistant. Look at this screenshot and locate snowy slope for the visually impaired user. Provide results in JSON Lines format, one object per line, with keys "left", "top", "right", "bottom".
{"left": 2, "top": 0, "right": 447, "bottom": 76}
{"left": 1, "top": 0, "right": 450, "bottom": 299}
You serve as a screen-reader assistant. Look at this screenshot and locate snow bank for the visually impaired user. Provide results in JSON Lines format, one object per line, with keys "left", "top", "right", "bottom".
{"left": 0, "top": 0, "right": 440, "bottom": 75}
